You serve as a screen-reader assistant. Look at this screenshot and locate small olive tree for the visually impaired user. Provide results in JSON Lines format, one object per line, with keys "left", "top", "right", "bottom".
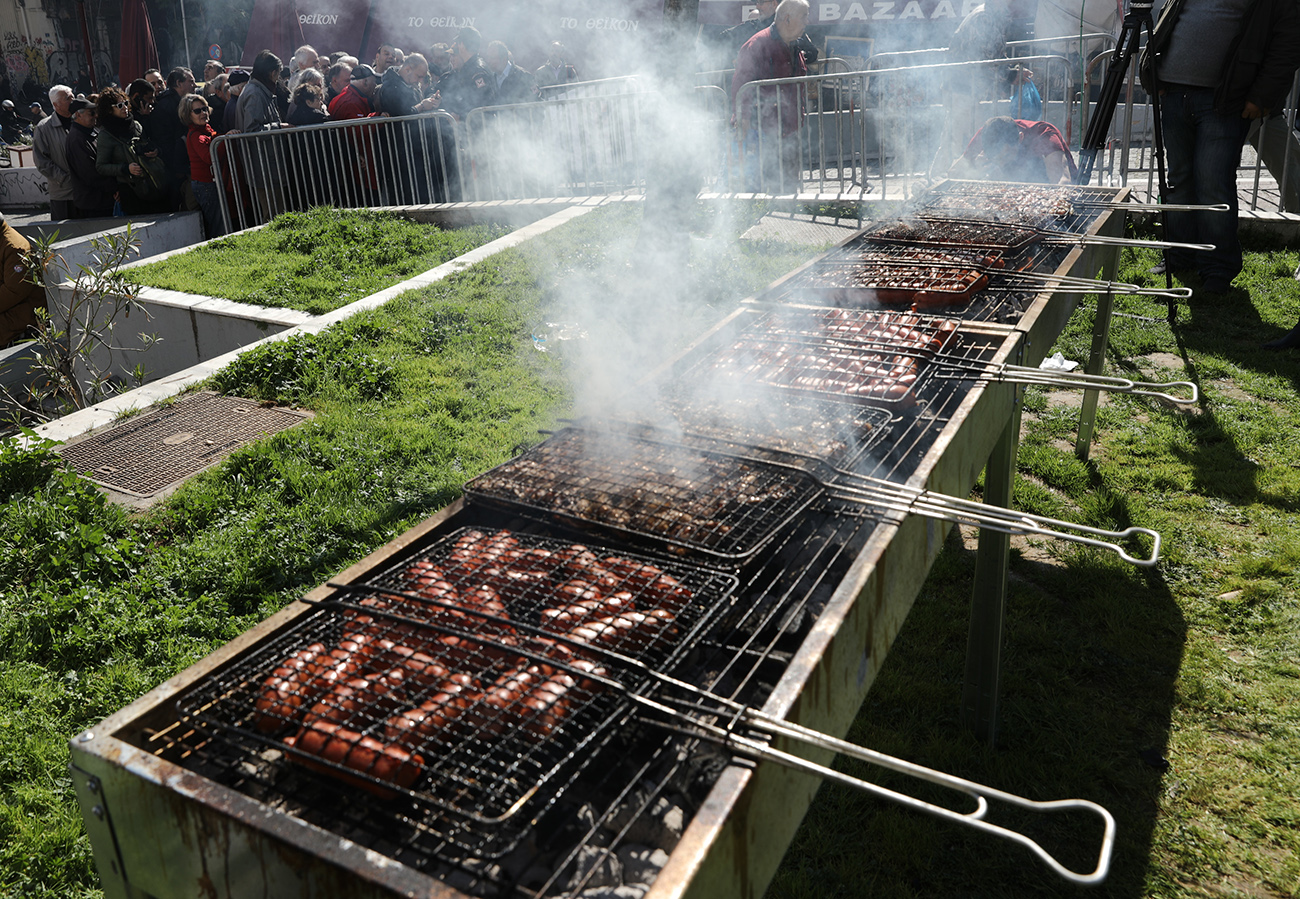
{"left": 0, "top": 225, "right": 159, "bottom": 424}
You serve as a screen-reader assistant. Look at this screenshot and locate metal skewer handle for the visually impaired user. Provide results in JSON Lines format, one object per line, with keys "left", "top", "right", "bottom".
{"left": 986, "top": 365, "right": 1198, "bottom": 404}
{"left": 829, "top": 479, "right": 1162, "bottom": 566}
{"left": 1085, "top": 200, "right": 1230, "bottom": 213}
{"left": 1007, "top": 271, "right": 1192, "bottom": 300}
{"left": 1064, "top": 235, "right": 1215, "bottom": 252}
{"left": 637, "top": 693, "right": 1115, "bottom": 886}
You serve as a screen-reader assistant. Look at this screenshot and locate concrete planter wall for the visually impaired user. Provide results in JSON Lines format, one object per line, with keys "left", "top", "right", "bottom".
{"left": 49, "top": 282, "right": 315, "bottom": 389}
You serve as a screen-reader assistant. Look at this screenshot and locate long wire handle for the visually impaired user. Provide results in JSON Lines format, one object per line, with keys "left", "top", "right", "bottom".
{"left": 636, "top": 693, "right": 1116, "bottom": 886}
{"left": 991, "top": 365, "right": 1199, "bottom": 404}
{"left": 827, "top": 479, "right": 1162, "bottom": 566}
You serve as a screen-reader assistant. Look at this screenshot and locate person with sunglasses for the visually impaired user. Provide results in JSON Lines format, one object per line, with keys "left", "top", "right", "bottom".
{"left": 180, "top": 93, "right": 224, "bottom": 237}
{"left": 94, "top": 86, "right": 168, "bottom": 214}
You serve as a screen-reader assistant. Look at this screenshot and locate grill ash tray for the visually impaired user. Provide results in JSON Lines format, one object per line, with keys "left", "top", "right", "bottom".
{"left": 465, "top": 428, "right": 822, "bottom": 562}
{"left": 691, "top": 308, "right": 961, "bottom": 409}
{"left": 177, "top": 527, "right": 738, "bottom": 861}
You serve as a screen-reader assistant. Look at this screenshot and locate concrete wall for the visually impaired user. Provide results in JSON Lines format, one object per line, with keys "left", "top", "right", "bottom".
{"left": 0, "top": 164, "right": 48, "bottom": 207}
{"left": 50, "top": 283, "right": 316, "bottom": 389}
{"left": 41, "top": 214, "right": 206, "bottom": 273}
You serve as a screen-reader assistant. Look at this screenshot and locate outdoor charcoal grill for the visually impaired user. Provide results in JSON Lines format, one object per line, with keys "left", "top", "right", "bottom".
{"left": 73, "top": 182, "right": 1161, "bottom": 899}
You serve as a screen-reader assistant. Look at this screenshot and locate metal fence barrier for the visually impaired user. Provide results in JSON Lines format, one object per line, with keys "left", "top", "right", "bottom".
{"left": 210, "top": 111, "right": 460, "bottom": 233}
{"left": 463, "top": 85, "right": 731, "bottom": 201}
{"left": 204, "top": 50, "right": 1300, "bottom": 224}
{"left": 727, "top": 54, "right": 1075, "bottom": 198}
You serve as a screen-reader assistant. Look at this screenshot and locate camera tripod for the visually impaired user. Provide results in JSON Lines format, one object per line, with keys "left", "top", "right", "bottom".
{"left": 1074, "top": 1, "right": 1178, "bottom": 312}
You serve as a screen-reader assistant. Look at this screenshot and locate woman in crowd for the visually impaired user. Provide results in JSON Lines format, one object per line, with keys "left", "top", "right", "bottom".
{"left": 180, "top": 93, "right": 225, "bottom": 238}
{"left": 286, "top": 68, "right": 325, "bottom": 120}
{"left": 94, "top": 86, "right": 167, "bottom": 214}
{"left": 287, "top": 83, "right": 327, "bottom": 126}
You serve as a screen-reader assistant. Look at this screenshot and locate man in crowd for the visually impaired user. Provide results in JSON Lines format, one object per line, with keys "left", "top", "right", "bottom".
{"left": 373, "top": 44, "right": 398, "bottom": 75}
{"left": 65, "top": 98, "right": 117, "bottom": 218}
{"left": 149, "top": 67, "right": 196, "bottom": 209}
{"left": 326, "top": 62, "right": 353, "bottom": 106}
{"left": 0, "top": 100, "right": 23, "bottom": 143}
{"left": 223, "top": 70, "right": 250, "bottom": 132}
{"left": 732, "top": 0, "right": 811, "bottom": 192}
{"left": 1141, "top": 0, "right": 1300, "bottom": 299}
{"left": 949, "top": 115, "right": 1076, "bottom": 183}
{"left": 288, "top": 45, "right": 319, "bottom": 93}
{"left": 376, "top": 53, "right": 440, "bottom": 202}
{"left": 436, "top": 27, "right": 496, "bottom": 120}
{"left": 534, "top": 42, "right": 578, "bottom": 91}
{"left": 329, "top": 64, "right": 381, "bottom": 119}
{"left": 484, "top": 41, "right": 538, "bottom": 105}
{"left": 722, "top": 0, "right": 818, "bottom": 68}
{"left": 143, "top": 68, "right": 164, "bottom": 92}
{"left": 203, "top": 59, "right": 225, "bottom": 85}
{"left": 32, "top": 84, "right": 75, "bottom": 220}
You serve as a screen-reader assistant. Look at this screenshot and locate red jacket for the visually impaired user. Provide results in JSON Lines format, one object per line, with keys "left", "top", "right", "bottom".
{"left": 731, "top": 26, "right": 807, "bottom": 136}
{"left": 328, "top": 84, "right": 375, "bottom": 119}
{"left": 186, "top": 123, "right": 217, "bottom": 183}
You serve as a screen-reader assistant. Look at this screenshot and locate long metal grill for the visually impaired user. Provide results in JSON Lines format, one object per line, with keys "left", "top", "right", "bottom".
{"left": 464, "top": 429, "right": 822, "bottom": 562}
{"left": 176, "top": 527, "right": 738, "bottom": 861}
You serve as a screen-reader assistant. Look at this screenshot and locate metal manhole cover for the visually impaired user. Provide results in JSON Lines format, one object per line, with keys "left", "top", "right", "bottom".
{"left": 57, "top": 392, "right": 312, "bottom": 501}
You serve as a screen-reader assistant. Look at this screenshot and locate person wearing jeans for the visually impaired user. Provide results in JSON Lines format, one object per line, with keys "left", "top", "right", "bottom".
{"left": 1140, "top": 0, "right": 1300, "bottom": 296}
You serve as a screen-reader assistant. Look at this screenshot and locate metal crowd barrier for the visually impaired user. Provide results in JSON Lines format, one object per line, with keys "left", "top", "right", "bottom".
{"left": 728, "top": 54, "right": 1075, "bottom": 198}
{"left": 463, "top": 85, "right": 730, "bottom": 201}
{"left": 209, "top": 111, "right": 460, "bottom": 233}
{"left": 537, "top": 75, "right": 646, "bottom": 100}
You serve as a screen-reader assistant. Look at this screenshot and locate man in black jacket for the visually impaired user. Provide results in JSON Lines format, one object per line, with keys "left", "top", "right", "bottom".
{"left": 147, "top": 67, "right": 196, "bottom": 211}
{"left": 484, "top": 41, "right": 538, "bottom": 105}
{"left": 65, "top": 99, "right": 117, "bottom": 218}
{"left": 436, "top": 27, "right": 497, "bottom": 121}
{"left": 376, "top": 53, "right": 443, "bottom": 203}
{"left": 1141, "top": 0, "right": 1300, "bottom": 294}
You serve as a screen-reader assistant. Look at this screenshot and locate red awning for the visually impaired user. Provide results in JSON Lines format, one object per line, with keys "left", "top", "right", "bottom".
{"left": 119, "top": 0, "right": 160, "bottom": 85}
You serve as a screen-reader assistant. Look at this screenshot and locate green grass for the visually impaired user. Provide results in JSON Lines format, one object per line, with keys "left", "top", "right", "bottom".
{"left": 122, "top": 206, "right": 512, "bottom": 314}
{"left": 0, "top": 201, "right": 824, "bottom": 899}
{"left": 768, "top": 236, "right": 1300, "bottom": 899}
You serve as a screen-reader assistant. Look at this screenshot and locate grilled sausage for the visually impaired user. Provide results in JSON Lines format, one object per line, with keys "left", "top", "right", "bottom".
{"left": 383, "top": 673, "right": 476, "bottom": 747}
{"left": 285, "top": 720, "right": 424, "bottom": 799}
{"left": 253, "top": 642, "right": 331, "bottom": 732}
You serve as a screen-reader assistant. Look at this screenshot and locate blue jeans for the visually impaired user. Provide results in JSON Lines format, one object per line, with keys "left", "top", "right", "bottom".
{"left": 192, "top": 180, "right": 226, "bottom": 239}
{"left": 1160, "top": 87, "right": 1251, "bottom": 283}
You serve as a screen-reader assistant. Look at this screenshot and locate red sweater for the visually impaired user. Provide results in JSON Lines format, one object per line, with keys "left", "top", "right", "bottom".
{"left": 186, "top": 123, "right": 217, "bottom": 182}
{"left": 731, "top": 25, "right": 807, "bottom": 136}
{"left": 328, "top": 85, "right": 374, "bottom": 119}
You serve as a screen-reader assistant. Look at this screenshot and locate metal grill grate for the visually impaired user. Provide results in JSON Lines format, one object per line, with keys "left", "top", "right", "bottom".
{"left": 56, "top": 392, "right": 311, "bottom": 498}
{"left": 465, "top": 429, "right": 823, "bottom": 561}
{"left": 177, "top": 526, "right": 738, "bottom": 862}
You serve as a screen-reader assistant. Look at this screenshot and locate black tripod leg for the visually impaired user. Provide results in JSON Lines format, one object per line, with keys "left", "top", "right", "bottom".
{"left": 1146, "top": 49, "right": 1177, "bottom": 323}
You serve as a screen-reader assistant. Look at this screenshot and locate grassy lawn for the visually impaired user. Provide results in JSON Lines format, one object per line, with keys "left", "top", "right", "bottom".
{"left": 769, "top": 235, "right": 1300, "bottom": 898}
{"left": 0, "top": 202, "right": 822, "bottom": 899}
{"left": 122, "top": 207, "right": 512, "bottom": 315}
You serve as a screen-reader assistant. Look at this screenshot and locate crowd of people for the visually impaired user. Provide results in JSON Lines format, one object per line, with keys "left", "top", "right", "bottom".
{"left": 27, "top": 30, "right": 584, "bottom": 237}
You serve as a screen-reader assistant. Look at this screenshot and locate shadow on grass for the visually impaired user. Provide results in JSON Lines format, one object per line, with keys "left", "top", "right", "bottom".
{"left": 770, "top": 518, "right": 1186, "bottom": 899}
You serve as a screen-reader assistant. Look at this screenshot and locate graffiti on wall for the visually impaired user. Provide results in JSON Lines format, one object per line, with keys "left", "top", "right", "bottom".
{"left": 0, "top": 166, "right": 50, "bottom": 207}
{"left": 1, "top": 30, "right": 82, "bottom": 97}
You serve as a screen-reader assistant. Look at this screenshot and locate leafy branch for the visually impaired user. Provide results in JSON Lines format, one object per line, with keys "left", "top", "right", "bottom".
{"left": 1, "top": 225, "right": 160, "bottom": 425}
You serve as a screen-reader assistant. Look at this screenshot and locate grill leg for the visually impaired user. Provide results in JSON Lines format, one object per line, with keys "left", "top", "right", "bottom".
{"left": 1075, "top": 246, "right": 1122, "bottom": 460}
{"left": 960, "top": 387, "right": 1023, "bottom": 747}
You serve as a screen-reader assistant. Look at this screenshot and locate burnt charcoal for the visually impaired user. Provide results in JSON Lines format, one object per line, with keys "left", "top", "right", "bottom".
{"left": 617, "top": 845, "right": 670, "bottom": 885}
{"left": 577, "top": 886, "right": 650, "bottom": 899}
{"left": 564, "top": 846, "right": 623, "bottom": 892}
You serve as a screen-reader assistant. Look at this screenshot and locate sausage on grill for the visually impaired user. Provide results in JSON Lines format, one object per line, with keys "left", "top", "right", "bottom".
{"left": 286, "top": 720, "right": 424, "bottom": 799}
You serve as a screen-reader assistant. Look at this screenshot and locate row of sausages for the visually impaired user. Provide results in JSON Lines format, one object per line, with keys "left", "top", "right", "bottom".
{"left": 251, "top": 530, "right": 692, "bottom": 798}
